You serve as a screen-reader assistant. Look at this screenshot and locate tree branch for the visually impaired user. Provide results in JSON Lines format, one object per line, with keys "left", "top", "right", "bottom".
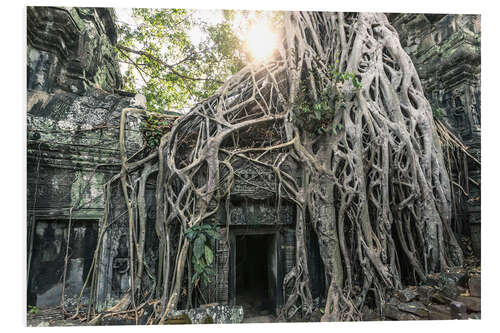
{"left": 117, "top": 44, "right": 223, "bottom": 84}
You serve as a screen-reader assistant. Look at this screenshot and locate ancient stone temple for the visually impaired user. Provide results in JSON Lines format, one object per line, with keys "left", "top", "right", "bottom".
{"left": 27, "top": 7, "right": 481, "bottom": 317}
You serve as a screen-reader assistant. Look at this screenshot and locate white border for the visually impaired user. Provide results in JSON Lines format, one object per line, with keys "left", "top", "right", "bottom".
{"left": 3, "top": 1, "right": 497, "bottom": 332}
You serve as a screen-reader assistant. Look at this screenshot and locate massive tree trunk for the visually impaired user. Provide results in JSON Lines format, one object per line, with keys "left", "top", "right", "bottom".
{"left": 90, "top": 11, "right": 463, "bottom": 323}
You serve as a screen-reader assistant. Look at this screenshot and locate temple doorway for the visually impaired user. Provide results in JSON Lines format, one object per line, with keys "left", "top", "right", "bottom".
{"left": 231, "top": 231, "right": 279, "bottom": 316}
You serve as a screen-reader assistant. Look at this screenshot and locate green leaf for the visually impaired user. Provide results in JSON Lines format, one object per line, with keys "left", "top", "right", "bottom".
{"left": 205, "top": 229, "right": 222, "bottom": 240}
{"left": 353, "top": 77, "right": 362, "bottom": 88}
{"left": 192, "top": 271, "right": 200, "bottom": 283}
{"left": 205, "top": 245, "right": 214, "bottom": 265}
{"left": 193, "top": 235, "right": 206, "bottom": 259}
{"left": 185, "top": 229, "right": 196, "bottom": 240}
{"left": 193, "top": 258, "right": 203, "bottom": 272}
{"left": 198, "top": 232, "right": 206, "bottom": 243}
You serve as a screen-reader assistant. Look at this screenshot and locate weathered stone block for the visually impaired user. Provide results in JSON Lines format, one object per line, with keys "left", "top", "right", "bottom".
{"left": 399, "top": 287, "right": 418, "bottom": 303}
{"left": 435, "top": 268, "right": 468, "bottom": 299}
{"left": 163, "top": 312, "right": 192, "bottom": 325}
{"left": 449, "top": 301, "right": 467, "bottom": 319}
{"left": 428, "top": 304, "right": 452, "bottom": 320}
{"left": 468, "top": 276, "right": 481, "bottom": 297}
{"left": 383, "top": 303, "right": 421, "bottom": 321}
{"left": 431, "top": 291, "right": 454, "bottom": 305}
{"left": 397, "top": 301, "right": 429, "bottom": 318}
{"left": 455, "top": 296, "right": 481, "bottom": 312}
{"left": 131, "top": 94, "right": 147, "bottom": 109}
{"left": 439, "top": 268, "right": 468, "bottom": 287}
{"left": 417, "top": 285, "right": 434, "bottom": 304}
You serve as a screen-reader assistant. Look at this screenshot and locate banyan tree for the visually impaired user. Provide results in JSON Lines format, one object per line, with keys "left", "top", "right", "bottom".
{"left": 84, "top": 11, "right": 464, "bottom": 323}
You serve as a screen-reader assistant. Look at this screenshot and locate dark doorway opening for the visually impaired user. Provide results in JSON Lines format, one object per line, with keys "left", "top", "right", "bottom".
{"left": 27, "top": 219, "right": 98, "bottom": 308}
{"left": 234, "top": 234, "right": 277, "bottom": 316}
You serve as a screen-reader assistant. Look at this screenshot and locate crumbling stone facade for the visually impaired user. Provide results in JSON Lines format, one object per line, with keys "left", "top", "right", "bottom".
{"left": 27, "top": 6, "right": 144, "bottom": 307}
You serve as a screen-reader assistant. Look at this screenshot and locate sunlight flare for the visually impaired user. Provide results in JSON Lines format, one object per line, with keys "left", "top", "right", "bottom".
{"left": 245, "top": 22, "right": 278, "bottom": 62}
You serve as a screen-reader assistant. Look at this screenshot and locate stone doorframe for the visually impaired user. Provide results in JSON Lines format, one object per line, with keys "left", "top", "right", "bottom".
{"left": 228, "top": 226, "right": 284, "bottom": 315}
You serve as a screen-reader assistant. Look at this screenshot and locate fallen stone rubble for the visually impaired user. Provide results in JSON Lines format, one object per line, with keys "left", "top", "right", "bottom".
{"left": 28, "top": 304, "right": 244, "bottom": 326}
{"left": 162, "top": 304, "right": 244, "bottom": 324}
{"left": 381, "top": 267, "right": 481, "bottom": 321}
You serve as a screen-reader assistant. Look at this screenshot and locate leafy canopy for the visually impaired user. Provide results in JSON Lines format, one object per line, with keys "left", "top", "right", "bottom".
{"left": 116, "top": 9, "right": 249, "bottom": 112}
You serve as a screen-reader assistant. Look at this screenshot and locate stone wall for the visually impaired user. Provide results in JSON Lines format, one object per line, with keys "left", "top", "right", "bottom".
{"left": 27, "top": 6, "right": 144, "bottom": 308}
{"left": 27, "top": 7, "right": 122, "bottom": 94}
{"left": 388, "top": 13, "right": 481, "bottom": 256}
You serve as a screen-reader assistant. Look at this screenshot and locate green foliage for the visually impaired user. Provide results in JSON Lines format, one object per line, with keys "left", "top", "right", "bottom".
{"left": 116, "top": 9, "right": 248, "bottom": 113}
{"left": 293, "top": 65, "right": 361, "bottom": 135}
{"left": 329, "top": 65, "right": 362, "bottom": 89}
{"left": 139, "top": 114, "right": 171, "bottom": 150}
{"left": 185, "top": 224, "right": 222, "bottom": 286}
{"left": 28, "top": 305, "right": 39, "bottom": 314}
{"left": 432, "top": 104, "right": 443, "bottom": 119}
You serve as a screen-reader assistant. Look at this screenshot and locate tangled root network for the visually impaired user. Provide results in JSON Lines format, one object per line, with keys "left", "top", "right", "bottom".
{"left": 94, "top": 12, "right": 464, "bottom": 323}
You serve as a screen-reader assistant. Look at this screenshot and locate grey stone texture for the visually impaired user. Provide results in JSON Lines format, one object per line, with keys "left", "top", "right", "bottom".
{"left": 27, "top": 7, "right": 122, "bottom": 94}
